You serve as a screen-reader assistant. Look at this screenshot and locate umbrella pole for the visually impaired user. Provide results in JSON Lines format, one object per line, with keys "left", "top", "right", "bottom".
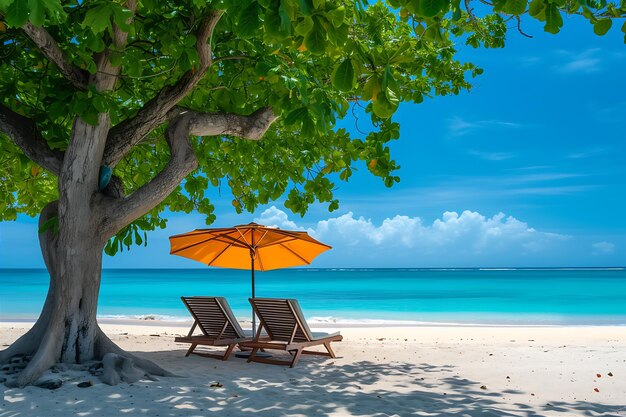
{"left": 251, "top": 254, "right": 256, "bottom": 335}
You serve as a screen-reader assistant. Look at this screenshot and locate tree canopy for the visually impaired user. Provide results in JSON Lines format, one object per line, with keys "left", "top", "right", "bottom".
{"left": 1, "top": 0, "right": 624, "bottom": 254}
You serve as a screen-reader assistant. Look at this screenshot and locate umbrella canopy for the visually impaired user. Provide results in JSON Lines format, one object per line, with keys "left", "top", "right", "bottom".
{"left": 169, "top": 222, "right": 332, "bottom": 334}
{"left": 169, "top": 222, "right": 331, "bottom": 270}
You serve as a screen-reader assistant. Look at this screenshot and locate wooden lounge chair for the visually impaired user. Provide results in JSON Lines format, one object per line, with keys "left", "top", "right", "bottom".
{"left": 174, "top": 296, "right": 249, "bottom": 360}
{"left": 242, "top": 298, "right": 343, "bottom": 367}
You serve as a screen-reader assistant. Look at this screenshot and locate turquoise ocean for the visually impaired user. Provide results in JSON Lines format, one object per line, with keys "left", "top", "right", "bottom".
{"left": 1, "top": 268, "right": 626, "bottom": 325}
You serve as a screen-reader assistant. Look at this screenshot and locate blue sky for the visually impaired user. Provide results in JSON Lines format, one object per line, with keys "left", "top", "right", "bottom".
{"left": 1, "top": 16, "right": 624, "bottom": 268}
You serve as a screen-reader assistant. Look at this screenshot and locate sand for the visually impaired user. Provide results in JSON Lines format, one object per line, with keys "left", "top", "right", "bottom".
{"left": 1, "top": 322, "right": 626, "bottom": 416}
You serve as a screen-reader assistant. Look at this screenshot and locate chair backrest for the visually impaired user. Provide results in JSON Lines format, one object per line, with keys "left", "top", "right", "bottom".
{"left": 249, "top": 298, "right": 314, "bottom": 342}
{"left": 181, "top": 296, "right": 245, "bottom": 339}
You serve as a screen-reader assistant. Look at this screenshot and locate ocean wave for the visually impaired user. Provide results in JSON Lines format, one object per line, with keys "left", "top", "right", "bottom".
{"left": 307, "top": 316, "right": 430, "bottom": 325}
{"left": 98, "top": 314, "right": 189, "bottom": 322}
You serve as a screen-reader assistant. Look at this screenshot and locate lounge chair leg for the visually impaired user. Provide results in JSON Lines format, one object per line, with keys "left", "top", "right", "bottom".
{"left": 186, "top": 343, "right": 197, "bottom": 357}
{"left": 246, "top": 347, "right": 260, "bottom": 363}
{"left": 290, "top": 349, "right": 303, "bottom": 368}
{"left": 222, "top": 344, "right": 237, "bottom": 361}
{"left": 324, "top": 342, "right": 336, "bottom": 358}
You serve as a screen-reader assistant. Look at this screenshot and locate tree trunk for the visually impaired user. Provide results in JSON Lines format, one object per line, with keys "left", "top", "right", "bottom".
{"left": 1, "top": 118, "right": 174, "bottom": 387}
{"left": 1, "top": 199, "right": 173, "bottom": 387}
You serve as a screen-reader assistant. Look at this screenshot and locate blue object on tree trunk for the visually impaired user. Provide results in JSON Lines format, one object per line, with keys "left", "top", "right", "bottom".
{"left": 99, "top": 165, "right": 112, "bottom": 190}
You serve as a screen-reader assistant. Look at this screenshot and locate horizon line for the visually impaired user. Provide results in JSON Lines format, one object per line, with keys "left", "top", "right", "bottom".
{"left": 1, "top": 266, "right": 624, "bottom": 271}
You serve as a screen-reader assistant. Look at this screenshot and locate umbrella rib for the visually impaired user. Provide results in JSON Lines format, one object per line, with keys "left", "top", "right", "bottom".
{"left": 213, "top": 234, "right": 254, "bottom": 248}
{"left": 254, "top": 230, "right": 270, "bottom": 271}
{"left": 170, "top": 234, "right": 249, "bottom": 254}
{"left": 204, "top": 233, "right": 260, "bottom": 265}
{"left": 256, "top": 230, "right": 270, "bottom": 246}
{"left": 276, "top": 242, "right": 311, "bottom": 265}
{"left": 170, "top": 235, "right": 219, "bottom": 254}
{"left": 255, "top": 237, "right": 331, "bottom": 249}
{"left": 206, "top": 240, "right": 237, "bottom": 266}
{"left": 236, "top": 227, "right": 252, "bottom": 248}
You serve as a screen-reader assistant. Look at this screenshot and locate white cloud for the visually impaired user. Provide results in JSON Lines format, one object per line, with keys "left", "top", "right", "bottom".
{"left": 561, "top": 58, "right": 600, "bottom": 73}
{"left": 254, "top": 206, "right": 570, "bottom": 266}
{"left": 254, "top": 206, "right": 298, "bottom": 229}
{"left": 567, "top": 147, "right": 607, "bottom": 159}
{"left": 468, "top": 150, "right": 515, "bottom": 161}
{"left": 557, "top": 49, "right": 602, "bottom": 73}
{"left": 448, "top": 117, "right": 522, "bottom": 137}
{"left": 592, "top": 241, "right": 615, "bottom": 255}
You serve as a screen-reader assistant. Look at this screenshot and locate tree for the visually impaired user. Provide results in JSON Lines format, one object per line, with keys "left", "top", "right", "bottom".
{"left": 0, "top": 0, "right": 623, "bottom": 386}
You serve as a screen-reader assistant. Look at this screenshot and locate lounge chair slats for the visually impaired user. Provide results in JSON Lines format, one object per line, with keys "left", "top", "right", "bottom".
{"left": 241, "top": 297, "right": 343, "bottom": 367}
{"left": 174, "top": 296, "right": 249, "bottom": 361}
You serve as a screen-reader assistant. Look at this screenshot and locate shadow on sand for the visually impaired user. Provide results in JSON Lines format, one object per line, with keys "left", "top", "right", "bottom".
{"left": 2, "top": 348, "right": 625, "bottom": 417}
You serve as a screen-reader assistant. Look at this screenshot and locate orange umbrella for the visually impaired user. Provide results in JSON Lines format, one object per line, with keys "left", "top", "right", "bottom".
{"left": 169, "top": 222, "right": 331, "bottom": 331}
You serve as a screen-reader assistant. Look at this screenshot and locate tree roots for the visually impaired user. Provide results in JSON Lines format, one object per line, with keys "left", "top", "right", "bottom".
{"left": 1, "top": 324, "right": 174, "bottom": 387}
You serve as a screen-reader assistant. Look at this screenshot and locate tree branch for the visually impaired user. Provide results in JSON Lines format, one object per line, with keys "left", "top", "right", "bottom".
{"left": 21, "top": 23, "right": 88, "bottom": 90}
{"left": 91, "top": 0, "right": 138, "bottom": 91}
{"left": 102, "top": 10, "right": 223, "bottom": 168}
{"left": 101, "top": 114, "right": 198, "bottom": 237}
{"left": 186, "top": 106, "right": 278, "bottom": 140}
{"left": 100, "top": 105, "right": 277, "bottom": 237}
{"left": 0, "top": 103, "right": 63, "bottom": 175}
{"left": 515, "top": 16, "right": 533, "bottom": 38}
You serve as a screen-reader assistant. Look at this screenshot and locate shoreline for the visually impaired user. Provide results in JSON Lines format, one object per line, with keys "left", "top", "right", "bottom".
{"left": 3, "top": 316, "right": 626, "bottom": 328}
{"left": 2, "top": 317, "right": 626, "bottom": 330}
{"left": 3, "top": 314, "right": 626, "bottom": 328}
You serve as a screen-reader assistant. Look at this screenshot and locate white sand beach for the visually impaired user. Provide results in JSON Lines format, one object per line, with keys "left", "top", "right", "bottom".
{"left": 1, "top": 322, "right": 625, "bottom": 416}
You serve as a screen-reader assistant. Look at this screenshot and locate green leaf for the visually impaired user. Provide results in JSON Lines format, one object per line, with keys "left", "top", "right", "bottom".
{"left": 332, "top": 58, "right": 355, "bottom": 92}
{"left": 237, "top": 2, "right": 260, "bottom": 39}
{"left": 104, "top": 238, "right": 119, "bottom": 256}
{"left": 492, "top": 0, "right": 507, "bottom": 12}
{"left": 424, "top": 23, "right": 444, "bottom": 42}
{"left": 284, "top": 107, "right": 308, "bottom": 125}
{"left": 593, "top": 19, "right": 612, "bottom": 36}
{"left": 326, "top": 20, "right": 348, "bottom": 46}
{"left": 544, "top": 4, "right": 563, "bottom": 34}
{"left": 112, "top": 5, "right": 133, "bottom": 32}
{"left": 528, "top": 0, "right": 545, "bottom": 18}
{"left": 5, "top": 0, "right": 29, "bottom": 27}
{"left": 264, "top": 10, "right": 284, "bottom": 39}
{"left": 28, "top": 0, "right": 45, "bottom": 26}
{"left": 452, "top": 5, "right": 462, "bottom": 21}
{"left": 373, "top": 88, "right": 399, "bottom": 118}
{"left": 300, "top": 0, "right": 313, "bottom": 15}
{"left": 295, "top": 16, "right": 313, "bottom": 36}
{"left": 134, "top": 229, "right": 143, "bottom": 246}
{"left": 503, "top": 0, "right": 526, "bottom": 15}
{"left": 278, "top": 2, "right": 291, "bottom": 34}
{"left": 418, "top": 0, "right": 447, "bottom": 18}
{"left": 0, "top": 0, "right": 14, "bottom": 10}
{"left": 362, "top": 75, "right": 381, "bottom": 101}
{"left": 38, "top": 216, "right": 59, "bottom": 234}
{"left": 255, "top": 61, "right": 273, "bottom": 76}
{"left": 41, "top": 0, "right": 65, "bottom": 24}
{"left": 92, "top": 95, "right": 108, "bottom": 113}
{"left": 304, "top": 18, "right": 326, "bottom": 54}
{"left": 81, "top": 3, "right": 114, "bottom": 34}
{"left": 327, "top": 6, "right": 345, "bottom": 27}
{"left": 301, "top": 114, "right": 315, "bottom": 137}
{"left": 312, "top": 0, "right": 324, "bottom": 9}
